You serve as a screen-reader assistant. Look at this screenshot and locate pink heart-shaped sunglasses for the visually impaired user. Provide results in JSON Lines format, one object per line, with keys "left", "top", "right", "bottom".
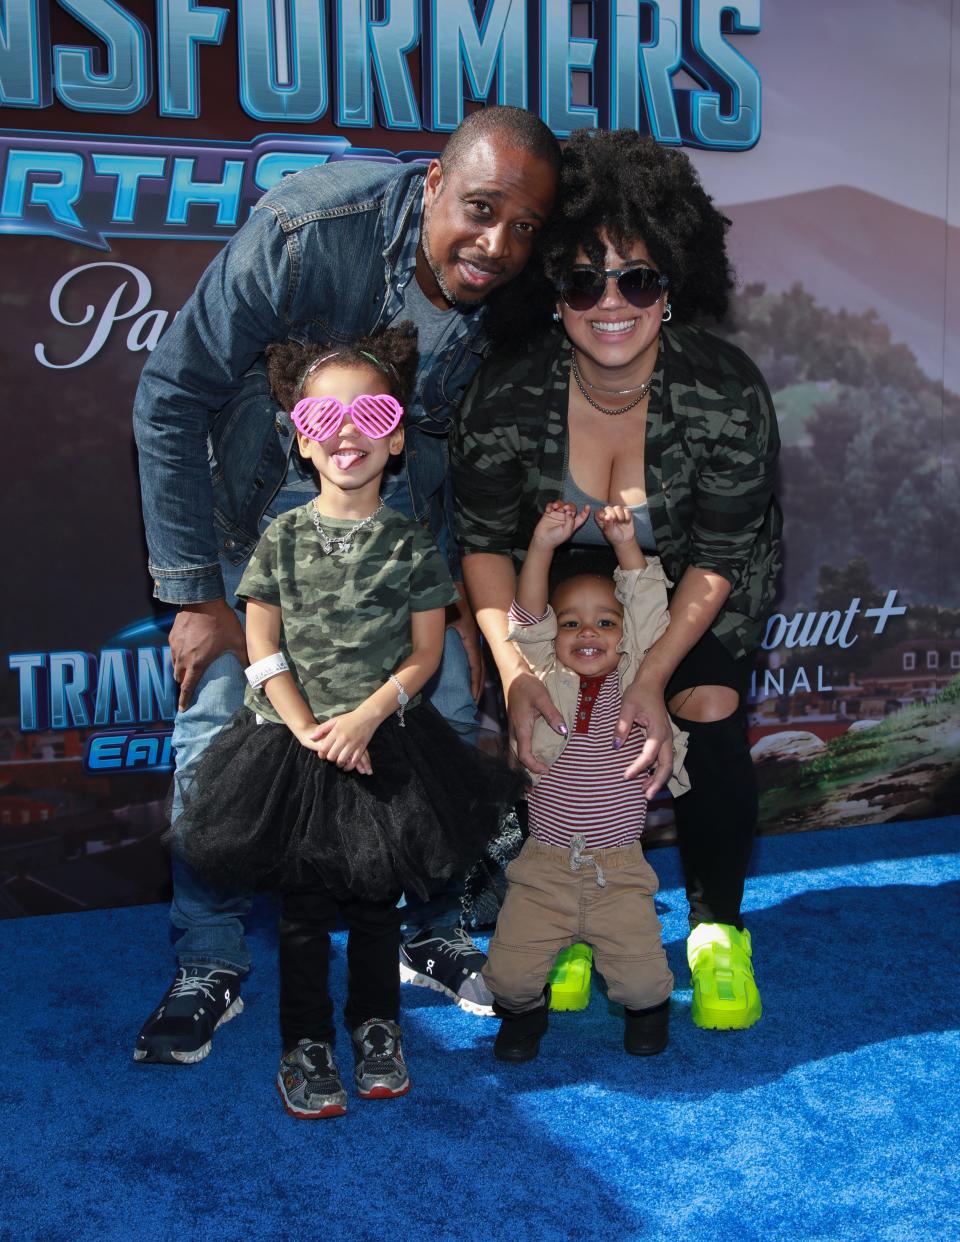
{"left": 290, "top": 394, "right": 404, "bottom": 443}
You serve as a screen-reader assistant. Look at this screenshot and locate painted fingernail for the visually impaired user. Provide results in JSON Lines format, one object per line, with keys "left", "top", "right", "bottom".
{"left": 613, "top": 737, "right": 623, "bottom": 750}
{"left": 557, "top": 724, "right": 568, "bottom": 735}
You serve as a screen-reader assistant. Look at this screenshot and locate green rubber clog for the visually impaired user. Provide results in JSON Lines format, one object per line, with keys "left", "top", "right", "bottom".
{"left": 687, "top": 922, "right": 762, "bottom": 1030}
{"left": 548, "top": 943, "right": 593, "bottom": 1011}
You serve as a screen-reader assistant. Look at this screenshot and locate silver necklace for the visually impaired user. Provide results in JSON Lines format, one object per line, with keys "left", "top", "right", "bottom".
{"left": 570, "top": 351, "right": 652, "bottom": 416}
{"left": 311, "top": 498, "right": 383, "bottom": 554}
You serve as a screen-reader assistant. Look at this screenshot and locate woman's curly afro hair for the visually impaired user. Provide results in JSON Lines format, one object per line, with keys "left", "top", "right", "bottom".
{"left": 265, "top": 320, "right": 419, "bottom": 413}
{"left": 540, "top": 129, "right": 734, "bottom": 321}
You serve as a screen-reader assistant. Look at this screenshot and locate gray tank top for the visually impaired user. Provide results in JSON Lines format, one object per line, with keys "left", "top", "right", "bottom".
{"left": 562, "top": 471, "right": 657, "bottom": 553}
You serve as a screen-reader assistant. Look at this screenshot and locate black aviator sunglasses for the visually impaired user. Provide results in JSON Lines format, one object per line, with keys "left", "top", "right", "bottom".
{"left": 557, "top": 265, "right": 670, "bottom": 312}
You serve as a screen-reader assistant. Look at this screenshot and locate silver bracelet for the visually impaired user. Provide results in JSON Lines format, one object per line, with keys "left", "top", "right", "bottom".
{"left": 388, "top": 674, "right": 409, "bottom": 726}
{"left": 245, "top": 652, "right": 289, "bottom": 688}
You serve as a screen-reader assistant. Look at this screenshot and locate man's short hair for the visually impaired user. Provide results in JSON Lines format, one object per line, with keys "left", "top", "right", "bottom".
{"left": 440, "top": 106, "right": 561, "bottom": 178}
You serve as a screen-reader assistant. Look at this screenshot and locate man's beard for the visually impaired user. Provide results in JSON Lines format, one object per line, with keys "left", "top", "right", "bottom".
{"left": 419, "top": 204, "right": 463, "bottom": 307}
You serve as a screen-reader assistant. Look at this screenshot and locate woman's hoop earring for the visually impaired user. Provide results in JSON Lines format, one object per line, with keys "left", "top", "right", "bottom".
{"left": 661, "top": 300, "right": 672, "bottom": 323}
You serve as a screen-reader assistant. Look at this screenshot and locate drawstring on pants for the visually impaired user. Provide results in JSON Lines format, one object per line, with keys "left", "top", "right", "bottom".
{"left": 569, "top": 834, "right": 605, "bottom": 887}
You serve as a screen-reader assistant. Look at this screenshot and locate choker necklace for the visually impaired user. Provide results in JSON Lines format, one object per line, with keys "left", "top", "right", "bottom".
{"left": 570, "top": 351, "right": 652, "bottom": 416}
{"left": 311, "top": 498, "right": 383, "bottom": 554}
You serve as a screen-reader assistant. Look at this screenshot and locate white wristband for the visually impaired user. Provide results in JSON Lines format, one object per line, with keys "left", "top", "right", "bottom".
{"left": 245, "top": 652, "right": 289, "bottom": 688}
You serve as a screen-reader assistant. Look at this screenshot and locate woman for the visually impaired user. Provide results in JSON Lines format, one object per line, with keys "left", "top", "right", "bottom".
{"left": 451, "top": 129, "right": 782, "bottom": 1031}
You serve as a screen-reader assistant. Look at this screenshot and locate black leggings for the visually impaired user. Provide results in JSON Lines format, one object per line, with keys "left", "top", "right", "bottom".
{"left": 279, "top": 877, "right": 402, "bottom": 1047}
{"left": 666, "top": 631, "right": 758, "bottom": 930}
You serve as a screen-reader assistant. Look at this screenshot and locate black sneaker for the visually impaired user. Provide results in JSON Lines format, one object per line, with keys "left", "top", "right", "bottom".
{"left": 351, "top": 1019, "right": 410, "bottom": 1099}
{"left": 399, "top": 925, "right": 494, "bottom": 1016}
{"left": 277, "top": 1040, "right": 348, "bottom": 1119}
{"left": 133, "top": 966, "right": 243, "bottom": 1064}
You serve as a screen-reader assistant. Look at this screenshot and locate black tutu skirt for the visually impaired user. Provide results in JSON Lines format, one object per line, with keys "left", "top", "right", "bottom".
{"left": 164, "top": 704, "right": 527, "bottom": 903}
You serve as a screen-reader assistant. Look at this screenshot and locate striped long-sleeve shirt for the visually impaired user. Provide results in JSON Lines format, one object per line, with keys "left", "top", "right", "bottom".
{"left": 509, "top": 600, "right": 648, "bottom": 850}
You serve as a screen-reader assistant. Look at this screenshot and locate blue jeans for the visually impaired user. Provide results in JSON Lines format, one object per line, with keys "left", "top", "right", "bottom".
{"left": 168, "top": 482, "right": 477, "bottom": 972}
{"left": 168, "top": 553, "right": 250, "bottom": 971}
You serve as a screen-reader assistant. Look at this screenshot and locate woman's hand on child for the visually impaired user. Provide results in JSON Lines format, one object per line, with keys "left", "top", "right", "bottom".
{"left": 595, "top": 505, "right": 637, "bottom": 547}
{"left": 531, "top": 501, "right": 591, "bottom": 550}
{"left": 616, "top": 679, "right": 674, "bottom": 794}
{"left": 311, "top": 711, "right": 377, "bottom": 774}
{"left": 507, "top": 670, "right": 569, "bottom": 774}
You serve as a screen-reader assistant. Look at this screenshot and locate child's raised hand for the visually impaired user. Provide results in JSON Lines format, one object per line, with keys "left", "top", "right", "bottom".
{"left": 311, "top": 711, "right": 377, "bottom": 775}
{"left": 531, "top": 501, "right": 591, "bottom": 550}
{"left": 595, "top": 504, "right": 637, "bottom": 546}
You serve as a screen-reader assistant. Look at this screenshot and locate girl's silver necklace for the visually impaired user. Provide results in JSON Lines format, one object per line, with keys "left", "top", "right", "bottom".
{"left": 311, "top": 498, "right": 383, "bottom": 554}
{"left": 570, "top": 351, "right": 652, "bottom": 416}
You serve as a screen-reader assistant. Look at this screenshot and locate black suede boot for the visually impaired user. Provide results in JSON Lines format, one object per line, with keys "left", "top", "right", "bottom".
{"left": 493, "top": 994, "right": 549, "bottom": 1063}
{"left": 624, "top": 998, "right": 669, "bottom": 1056}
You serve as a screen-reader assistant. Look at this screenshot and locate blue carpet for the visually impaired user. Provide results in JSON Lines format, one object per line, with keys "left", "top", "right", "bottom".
{"left": 2, "top": 818, "right": 959, "bottom": 1242}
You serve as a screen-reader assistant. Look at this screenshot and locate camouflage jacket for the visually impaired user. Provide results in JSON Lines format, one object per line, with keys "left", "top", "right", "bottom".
{"left": 451, "top": 324, "right": 782, "bottom": 660}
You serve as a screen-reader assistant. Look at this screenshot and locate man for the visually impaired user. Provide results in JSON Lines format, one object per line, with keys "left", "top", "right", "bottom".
{"left": 132, "top": 106, "right": 559, "bottom": 1064}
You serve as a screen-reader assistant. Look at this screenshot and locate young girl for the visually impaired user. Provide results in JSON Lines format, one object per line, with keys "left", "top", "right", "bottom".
{"left": 482, "top": 502, "right": 689, "bottom": 1062}
{"left": 168, "top": 324, "right": 522, "bottom": 1119}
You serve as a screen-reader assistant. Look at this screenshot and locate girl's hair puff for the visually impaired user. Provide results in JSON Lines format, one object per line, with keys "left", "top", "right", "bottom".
{"left": 540, "top": 129, "right": 734, "bottom": 322}
{"left": 265, "top": 321, "right": 419, "bottom": 412}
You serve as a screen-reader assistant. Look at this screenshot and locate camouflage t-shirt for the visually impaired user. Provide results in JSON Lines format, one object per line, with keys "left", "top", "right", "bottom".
{"left": 237, "top": 502, "right": 458, "bottom": 723}
{"left": 451, "top": 323, "right": 783, "bottom": 660}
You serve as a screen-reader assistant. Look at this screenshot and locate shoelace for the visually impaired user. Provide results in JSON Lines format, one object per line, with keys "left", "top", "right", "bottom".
{"left": 169, "top": 969, "right": 229, "bottom": 1003}
{"left": 569, "top": 834, "right": 606, "bottom": 888}
{"left": 419, "top": 928, "right": 481, "bottom": 959}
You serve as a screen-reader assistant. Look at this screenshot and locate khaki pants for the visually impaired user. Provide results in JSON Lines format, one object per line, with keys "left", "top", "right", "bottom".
{"left": 482, "top": 837, "right": 673, "bottom": 1013}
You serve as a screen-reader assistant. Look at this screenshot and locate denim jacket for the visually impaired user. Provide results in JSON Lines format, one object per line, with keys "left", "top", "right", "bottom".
{"left": 133, "top": 160, "right": 488, "bottom": 604}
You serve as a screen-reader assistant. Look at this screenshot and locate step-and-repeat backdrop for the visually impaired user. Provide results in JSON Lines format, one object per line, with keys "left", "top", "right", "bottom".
{"left": 2, "top": 1, "right": 957, "bottom": 916}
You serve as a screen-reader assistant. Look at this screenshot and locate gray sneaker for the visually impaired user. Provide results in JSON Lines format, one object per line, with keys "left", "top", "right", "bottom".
{"left": 351, "top": 1019, "right": 410, "bottom": 1099}
{"left": 276, "top": 1040, "right": 348, "bottom": 1119}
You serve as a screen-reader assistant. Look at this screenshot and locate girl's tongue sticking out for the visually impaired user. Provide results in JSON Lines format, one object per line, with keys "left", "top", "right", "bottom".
{"left": 332, "top": 447, "right": 367, "bottom": 471}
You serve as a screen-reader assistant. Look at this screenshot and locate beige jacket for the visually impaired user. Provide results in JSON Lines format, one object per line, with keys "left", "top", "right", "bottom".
{"left": 507, "top": 560, "right": 690, "bottom": 797}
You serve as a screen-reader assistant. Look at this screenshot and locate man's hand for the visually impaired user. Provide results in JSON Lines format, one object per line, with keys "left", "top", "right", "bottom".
{"left": 170, "top": 599, "right": 248, "bottom": 711}
{"left": 615, "top": 677, "right": 674, "bottom": 795}
{"left": 448, "top": 583, "right": 484, "bottom": 702}
{"left": 506, "top": 670, "right": 568, "bottom": 775}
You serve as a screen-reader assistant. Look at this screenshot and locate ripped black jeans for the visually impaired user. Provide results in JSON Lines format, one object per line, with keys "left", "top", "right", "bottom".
{"left": 666, "top": 630, "right": 759, "bottom": 930}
